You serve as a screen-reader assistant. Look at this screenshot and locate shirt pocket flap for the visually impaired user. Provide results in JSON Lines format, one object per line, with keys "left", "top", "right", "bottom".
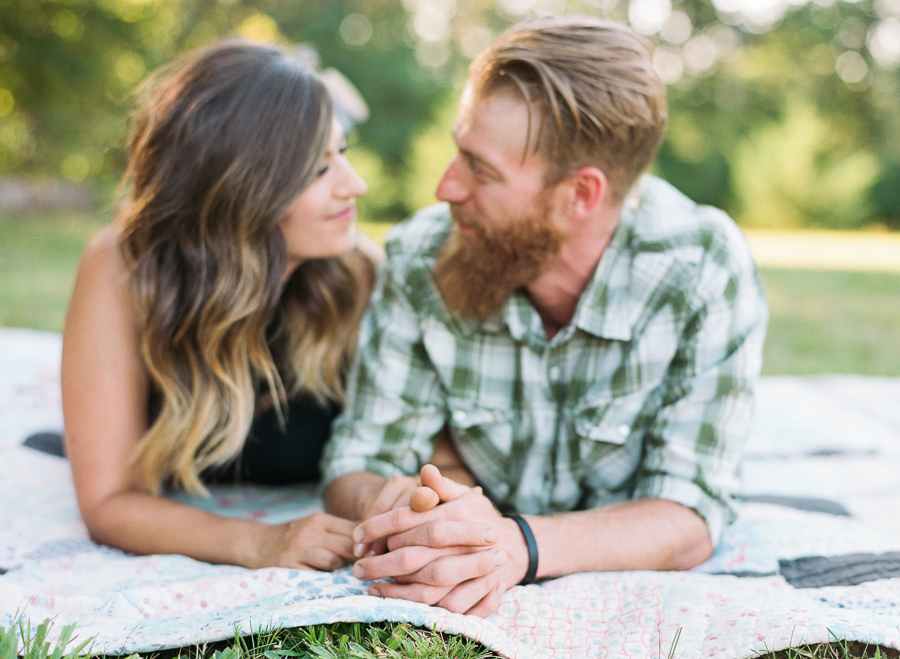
{"left": 573, "top": 391, "right": 645, "bottom": 446}
{"left": 447, "top": 403, "right": 512, "bottom": 429}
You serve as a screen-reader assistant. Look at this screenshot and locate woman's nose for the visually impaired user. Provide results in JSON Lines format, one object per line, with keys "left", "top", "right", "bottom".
{"left": 338, "top": 158, "right": 368, "bottom": 198}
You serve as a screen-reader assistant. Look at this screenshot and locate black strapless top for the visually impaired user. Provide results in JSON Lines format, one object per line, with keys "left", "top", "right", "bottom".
{"left": 150, "top": 388, "right": 339, "bottom": 486}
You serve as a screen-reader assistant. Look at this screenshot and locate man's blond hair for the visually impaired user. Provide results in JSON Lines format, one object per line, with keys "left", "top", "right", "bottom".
{"left": 468, "top": 15, "right": 667, "bottom": 200}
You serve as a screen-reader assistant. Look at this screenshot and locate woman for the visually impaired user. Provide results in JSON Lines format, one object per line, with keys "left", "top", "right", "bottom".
{"left": 61, "top": 38, "right": 378, "bottom": 571}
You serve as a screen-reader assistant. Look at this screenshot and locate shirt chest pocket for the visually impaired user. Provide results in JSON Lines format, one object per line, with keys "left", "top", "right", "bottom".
{"left": 571, "top": 390, "right": 648, "bottom": 492}
{"left": 445, "top": 401, "right": 517, "bottom": 502}
{"left": 447, "top": 402, "right": 516, "bottom": 456}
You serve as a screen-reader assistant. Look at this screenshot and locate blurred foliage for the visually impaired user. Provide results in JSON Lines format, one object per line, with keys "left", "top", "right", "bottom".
{"left": 1, "top": 0, "right": 900, "bottom": 227}
{"left": 0, "top": 0, "right": 447, "bottom": 218}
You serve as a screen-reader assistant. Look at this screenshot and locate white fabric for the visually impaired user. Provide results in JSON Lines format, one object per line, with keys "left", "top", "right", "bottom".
{"left": 1, "top": 328, "right": 899, "bottom": 658}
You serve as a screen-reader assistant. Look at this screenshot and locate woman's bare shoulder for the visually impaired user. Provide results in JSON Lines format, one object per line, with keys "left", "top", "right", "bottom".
{"left": 66, "top": 222, "right": 137, "bottom": 338}
{"left": 79, "top": 224, "right": 128, "bottom": 281}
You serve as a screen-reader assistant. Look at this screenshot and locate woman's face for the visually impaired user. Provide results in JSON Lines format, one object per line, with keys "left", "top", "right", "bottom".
{"left": 280, "top": 117, "right": 367, "bottom": 273}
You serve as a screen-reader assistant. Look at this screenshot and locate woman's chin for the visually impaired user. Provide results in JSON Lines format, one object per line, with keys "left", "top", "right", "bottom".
{"left": 287, "top": 226, "right": 359, "bottom": 264}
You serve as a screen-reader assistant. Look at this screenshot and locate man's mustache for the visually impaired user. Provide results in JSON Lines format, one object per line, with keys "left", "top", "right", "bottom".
{"left": 448, "top": 204, "right": 487, "bottom": 238}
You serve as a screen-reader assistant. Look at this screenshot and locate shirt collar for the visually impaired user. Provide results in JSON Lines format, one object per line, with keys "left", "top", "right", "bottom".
{"left": 503, "top": 181, "right": 685, "bottom": 345}
{"left": 436, "top": 178, "right": 686, "bottom": 344}
{"left": 495, "top": 213, "right": 635, "bottom": 348}
{"left": 567, "top": 205, "right": 636, "bottom": 341}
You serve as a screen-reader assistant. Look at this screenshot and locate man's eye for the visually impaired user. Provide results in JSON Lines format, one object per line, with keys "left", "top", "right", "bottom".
{"left": 463, "top": 156, "right": 488, "bottom": 180}
{"left": 471, "top": 163, "right": 490, "bottom": 181}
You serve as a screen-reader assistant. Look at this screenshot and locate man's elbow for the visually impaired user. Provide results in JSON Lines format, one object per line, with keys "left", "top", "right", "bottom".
{"left": 669, "top": 507, "right": 714, "bottom": 570}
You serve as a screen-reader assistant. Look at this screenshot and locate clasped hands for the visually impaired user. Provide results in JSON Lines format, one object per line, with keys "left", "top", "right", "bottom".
{"left": 350, "top": 464, "right": 529, "bottom": 617}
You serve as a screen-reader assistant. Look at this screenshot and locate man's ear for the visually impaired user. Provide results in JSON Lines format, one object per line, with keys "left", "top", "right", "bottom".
{"left": 566, "top": 166, "right": 607, "bottom": 220}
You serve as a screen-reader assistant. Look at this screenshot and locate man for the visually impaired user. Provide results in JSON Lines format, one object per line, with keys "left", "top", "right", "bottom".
{"left": 322, "top": 15, "right": 767, "bottom": 617}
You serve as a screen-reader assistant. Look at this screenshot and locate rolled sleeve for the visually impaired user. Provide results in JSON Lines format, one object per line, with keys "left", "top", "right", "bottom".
{"left": 634, "top": 225, "right": 768, "bottom": 547}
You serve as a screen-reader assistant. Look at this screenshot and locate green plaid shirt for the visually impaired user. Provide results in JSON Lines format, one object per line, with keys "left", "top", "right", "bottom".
{"left": 323, "top": 176, "right": 767, "bottom": 545}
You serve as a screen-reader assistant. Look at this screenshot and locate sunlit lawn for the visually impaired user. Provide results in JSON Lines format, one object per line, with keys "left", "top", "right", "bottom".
{"left": 0, "top": 212, "right": 108, "bottom": 331}
{"left": 2, "top": 213, "right": 898, "bottom": 376}
{"left": 762, "top": 268, "right": 900, "bottom": 376}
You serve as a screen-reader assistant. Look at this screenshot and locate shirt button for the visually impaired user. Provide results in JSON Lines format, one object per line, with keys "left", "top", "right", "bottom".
{"left": 617, "top": 424, "right": 630, "bottom": 437}
{"left": 548, "top": 366, "right": 561, "bottom": 382}
{"left": 452, "top": 410, "right": 467, "bottom": 424}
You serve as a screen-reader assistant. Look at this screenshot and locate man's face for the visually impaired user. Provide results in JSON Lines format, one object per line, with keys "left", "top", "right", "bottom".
{"left": 436, "top": 89, "right": 555, "bottom": 238}
{"left": 432, "top": 90, "right": 569, "bottom": 320}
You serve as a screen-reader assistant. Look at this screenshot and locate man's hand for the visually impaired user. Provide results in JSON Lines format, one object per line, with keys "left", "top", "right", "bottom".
{"left": 362, "top": 475, "right": 420, "bottom": 520}
{"left": 351, "top": 465, "right": 529, "bottom": 616}
{"left": 352, "top": 465, "right": 452, "bottom": 555}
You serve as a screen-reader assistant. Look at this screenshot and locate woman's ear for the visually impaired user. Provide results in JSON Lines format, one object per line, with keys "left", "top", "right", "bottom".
{"left": 567, "top": 166, "right": 607, "bottom": 221}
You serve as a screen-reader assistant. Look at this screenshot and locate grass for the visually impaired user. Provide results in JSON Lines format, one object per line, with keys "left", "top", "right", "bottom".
{"left": 2, "top": 214, "right": 899, "bottom": 658}
{"left": 0, "top": 619, "right": 91, "bottom": 659}
{"left": 0, "top": 619, "right": 500, "bottom": 659}
{"left": 3, "top": 619, "right": 899, "bottom": 659}
{"left": 760, "top": 269, "right": 900, "bottom": 376}
{"left": 2, "top": 213, "right": 898, "bottom": 376}
{"left": 754, "top": 640, "right": 900, "bottom": 659}
{"left": 0, "top": 212, "right": 108, "bottom": 331}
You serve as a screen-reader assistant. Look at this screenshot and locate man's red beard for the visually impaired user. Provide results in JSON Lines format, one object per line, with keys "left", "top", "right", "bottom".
{"left": 433, "top": 197, "right": 566, "bottom": 321}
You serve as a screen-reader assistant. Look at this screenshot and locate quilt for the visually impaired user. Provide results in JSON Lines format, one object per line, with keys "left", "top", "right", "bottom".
{"left": 2, "top": 327, "right": 899, "bottom": 658}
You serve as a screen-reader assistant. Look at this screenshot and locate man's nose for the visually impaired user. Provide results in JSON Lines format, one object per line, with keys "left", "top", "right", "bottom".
{"left": 435, "top": 156, "right": 469, "bottom": 204}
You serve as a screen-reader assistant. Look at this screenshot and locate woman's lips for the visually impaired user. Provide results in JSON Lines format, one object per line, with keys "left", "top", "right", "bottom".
{"left": 329, "top": 206, "right": 356, "bottom": 222}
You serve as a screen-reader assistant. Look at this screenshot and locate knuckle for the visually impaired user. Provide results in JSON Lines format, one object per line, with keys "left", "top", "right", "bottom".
{"left": 440, "top": 591, "right": 469, "bottom": 614}
{"left": 409, "top": 586, "right": 439, "bottom": 605}
{"left": 394, "top": 508, "right": 413, "bottom": 528}
{"left": 478, "top": 552, "right": 497, "bottom": 574}
{"left": 397, "top": 549, "right": 419, "bottom": 573}
{"left": 424, "top": 523, "right": 446, "bottom": 546}
{"left": 429, "top": 561, "right": 455, "bottom": 585}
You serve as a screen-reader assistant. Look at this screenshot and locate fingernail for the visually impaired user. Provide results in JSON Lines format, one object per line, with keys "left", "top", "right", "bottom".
{"left": 370, "top": 585, "right": 382, "bottom": 598}
{"left": 353, "top": 563, "right": 366, "bottom": 580}
{"left": 354, "top": 543, "right": 366, "bottom": 557}
{"left": 353, "top": 527, "right": 364, "bottom": 543}
{"left": 493, "top": 550, "right": 508, "bottom": 566}
{"left": 483, "top": 528, "right": 497, "bottom": 544}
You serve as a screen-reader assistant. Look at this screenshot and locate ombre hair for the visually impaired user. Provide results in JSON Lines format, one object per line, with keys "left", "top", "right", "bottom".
{"left": 467, "top": 16, "right": 667, "bottom": 200}
{"left": 117, "top": 38, "right": 373, "bottom": 494}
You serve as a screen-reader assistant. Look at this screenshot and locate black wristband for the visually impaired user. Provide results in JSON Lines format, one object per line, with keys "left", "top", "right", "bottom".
{"left": 505, "top": 513, "right": 538, "bottom": 585}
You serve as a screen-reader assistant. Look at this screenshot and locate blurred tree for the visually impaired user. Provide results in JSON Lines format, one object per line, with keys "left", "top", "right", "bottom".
{"left": 0, "top": 0, "right": 447, "bottom": 220}
{"left": 2, "top": 0, "right": 900, "bottom": 226}
{"left": 396, "top": 0, "right": 900, "bottom": 227}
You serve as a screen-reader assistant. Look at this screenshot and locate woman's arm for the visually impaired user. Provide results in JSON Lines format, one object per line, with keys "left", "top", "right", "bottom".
{"left": 62, "top": 226, "right": 353, "bottom": 569}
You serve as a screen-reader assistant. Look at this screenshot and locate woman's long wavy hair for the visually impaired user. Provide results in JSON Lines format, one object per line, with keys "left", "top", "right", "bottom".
{"left": 117, "top": 39, "right": 372, "bottom": 495}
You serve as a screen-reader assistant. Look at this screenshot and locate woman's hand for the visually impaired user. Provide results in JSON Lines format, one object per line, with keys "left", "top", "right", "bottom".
{"left": 255, "top": 512, "right": 356, "bottom": 570}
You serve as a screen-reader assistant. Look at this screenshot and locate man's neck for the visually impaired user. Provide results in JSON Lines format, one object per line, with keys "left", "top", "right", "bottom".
{"left": 526, "top": 206, "right": 621, "bottom": 339}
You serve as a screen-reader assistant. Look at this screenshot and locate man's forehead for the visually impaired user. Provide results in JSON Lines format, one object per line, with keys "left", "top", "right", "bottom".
{"left": 453, "top": 88, "right": 543, "bottom": 170}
